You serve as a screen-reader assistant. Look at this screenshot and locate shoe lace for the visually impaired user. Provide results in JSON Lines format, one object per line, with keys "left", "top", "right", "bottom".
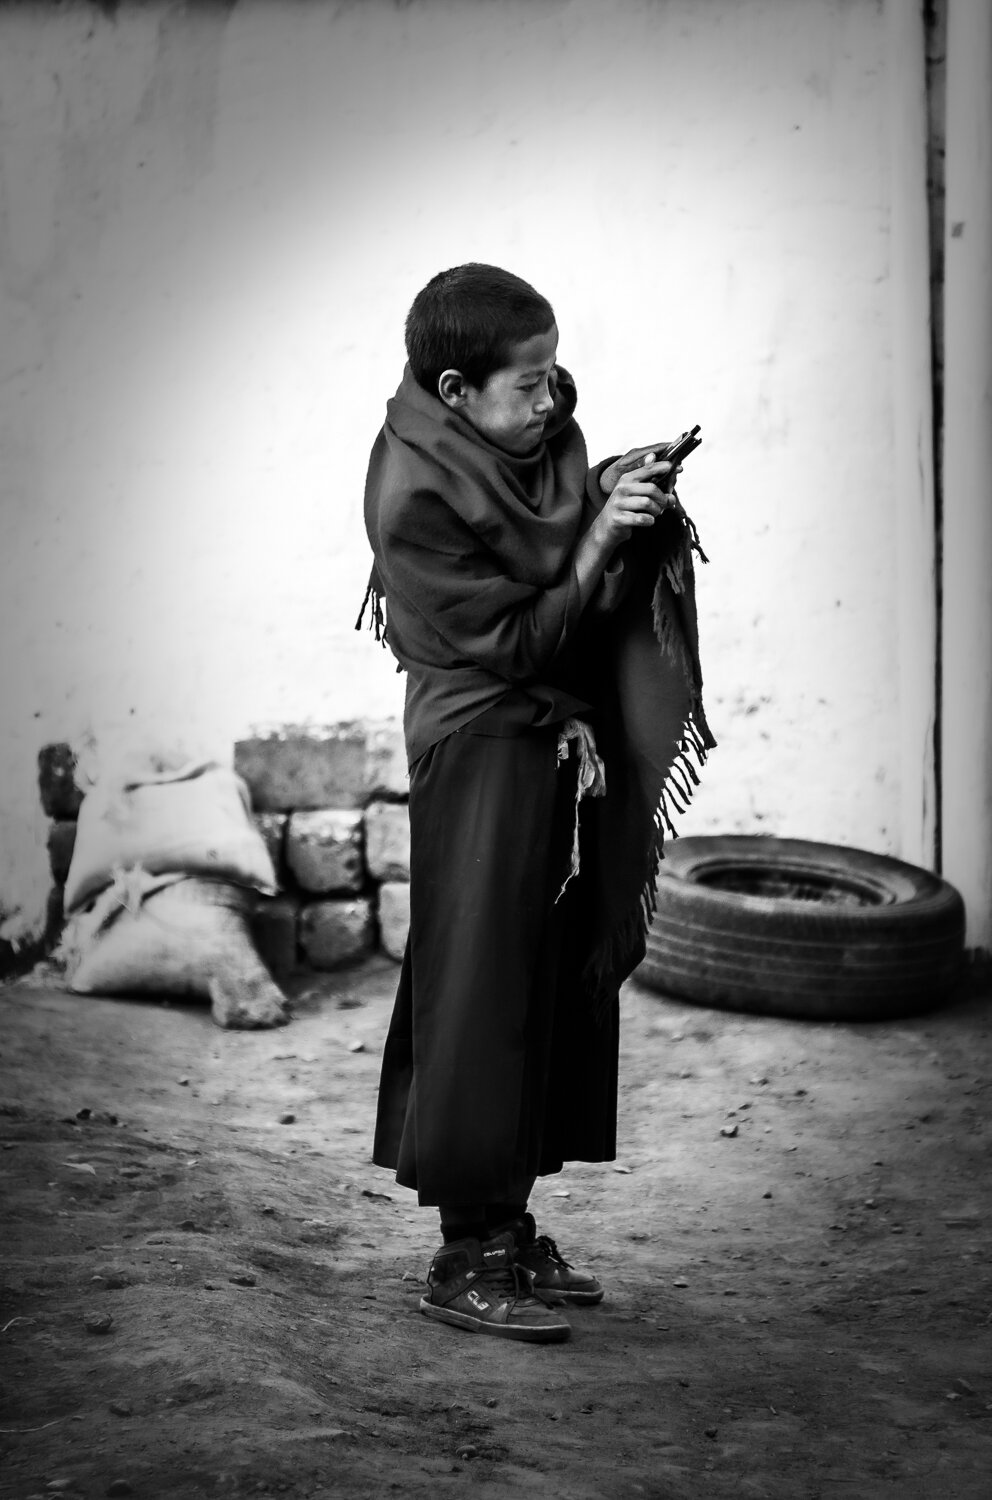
{"left": 533, "top": 1233, "right": 572, "bottom": 1269}
{"left": 481, "top": 1260, "right": 534, "bottom": 1300}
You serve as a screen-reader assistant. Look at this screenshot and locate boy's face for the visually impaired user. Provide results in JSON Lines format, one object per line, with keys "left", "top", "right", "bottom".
{"left": 452, "top": 325, "right": 559, "bottom": 455}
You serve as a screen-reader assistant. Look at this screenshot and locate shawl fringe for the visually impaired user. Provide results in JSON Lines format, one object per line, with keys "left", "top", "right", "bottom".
{"left": 582, "top": 508, "right": 715, "bottom": 1021}
{"left": 582, "top": 707, "right": 712, "bottom": 1021}
{"left": 356, "top": 573, "right": 388, "bottom": 644}
{"left": 357, "top": 568, "right": 405, "bottom": 671}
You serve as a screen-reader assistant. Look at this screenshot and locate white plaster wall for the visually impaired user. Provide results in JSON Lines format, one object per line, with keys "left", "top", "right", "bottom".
{"left": 0, "top": 0, "right": 913, "bottom": 943}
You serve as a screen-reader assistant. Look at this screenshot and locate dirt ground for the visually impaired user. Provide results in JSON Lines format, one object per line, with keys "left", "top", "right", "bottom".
{"left": 1, "top": 957, "right": 990, "bottom": 1500}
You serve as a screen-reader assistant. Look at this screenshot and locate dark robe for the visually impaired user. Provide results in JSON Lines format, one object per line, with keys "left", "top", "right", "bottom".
{"left": 360, "top": 365, "right": 714, "bottom": 1205}
{"left": 372, "top": 725, "right": 618, "bottom": 1203}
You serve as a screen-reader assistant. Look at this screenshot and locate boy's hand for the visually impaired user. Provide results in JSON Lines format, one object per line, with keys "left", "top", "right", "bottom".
{"left": 591, "top": 453, "right": 678, "bottom": 550}
{"left": 600, "top": 444, "right": 680, "bottom": 498}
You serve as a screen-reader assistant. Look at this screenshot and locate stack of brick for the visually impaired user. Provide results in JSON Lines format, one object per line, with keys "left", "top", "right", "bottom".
{"left": 38, "top": 722, "right": 412, "bottom": 979}
{"left": 234, "top": 722, "right": 411, "bottom": 975}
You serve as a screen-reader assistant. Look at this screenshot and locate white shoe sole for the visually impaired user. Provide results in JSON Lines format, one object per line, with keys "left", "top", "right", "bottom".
{"left": 420, "top": 1297, "right": 571, "bottom": 1343}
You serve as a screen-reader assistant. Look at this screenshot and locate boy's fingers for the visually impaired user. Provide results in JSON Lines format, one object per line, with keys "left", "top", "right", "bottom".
{"left": 626, "top": 455, "right": 673, "bottom": 478}
{"left": 635, "top": 445, "right": 665, "bottom": 465}
{"left": 623, "top": 466, "right": 675, "bottom": 492}
{"left": 619, "top": 442, "right": 667, "bottom": 470}
{"left": 616, "top": 494, "right": 664, "bottom": 518}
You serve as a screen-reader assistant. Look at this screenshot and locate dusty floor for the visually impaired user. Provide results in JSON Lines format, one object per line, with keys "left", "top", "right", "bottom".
{"left": 1, "top": 957, "right": 990, "bottom": 1500}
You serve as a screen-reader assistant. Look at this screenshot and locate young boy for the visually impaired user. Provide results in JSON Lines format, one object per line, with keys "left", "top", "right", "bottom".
{"left": 359, "top": 263, "right": 714, "bottom": 1343}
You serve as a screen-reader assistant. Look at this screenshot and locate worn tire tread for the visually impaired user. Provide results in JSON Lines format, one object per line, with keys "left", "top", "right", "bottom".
{"left": 637, "top": 835, "right": 965, "bottom": 1020}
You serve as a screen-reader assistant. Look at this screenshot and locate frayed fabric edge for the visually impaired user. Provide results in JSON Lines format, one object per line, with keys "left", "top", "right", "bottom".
{"left": 555, "top": 718, "right": 607, "bottom": 904}
{"left": 581, "top": 706, "right": 713, "bottom": 1023}
{"left": 356, "top": 574, "right": 388, "bottom": 646}
{"left": 357, "top": 574, "right": 404, "bottom": 671}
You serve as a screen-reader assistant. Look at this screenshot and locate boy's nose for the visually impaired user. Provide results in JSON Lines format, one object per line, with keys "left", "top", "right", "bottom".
{"left": 534, "top": 384, "right": 554, "bottom": 413}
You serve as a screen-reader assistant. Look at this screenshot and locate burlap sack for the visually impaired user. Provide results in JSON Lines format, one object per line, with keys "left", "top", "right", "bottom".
{"left": 64, "top": 759, "right": 276, "bottom": 913}
{"left": 62, "top": 873, "right": 287, "bottom": 1029}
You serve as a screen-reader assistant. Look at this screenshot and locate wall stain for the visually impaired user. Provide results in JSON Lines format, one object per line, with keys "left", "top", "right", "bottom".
{"left": 136, "top": 2, "right": 238, "bottom": 179}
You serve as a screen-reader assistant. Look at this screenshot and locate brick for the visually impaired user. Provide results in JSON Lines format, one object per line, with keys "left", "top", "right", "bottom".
{"left": 251, "top": 893, "right": 301, "bottom": 978}
{"left": 235, "top": 724, "right": 365, "bottom": 811}
{"left": 286, "top": 809, "right": 365, "bottom": 894}
{"left": 253, "top": 812, "right": 287, "bottom": 880}
{"left": 234, "top": 721, "right": 407, "bottom": 811}
{"left": 364, "top": 720, "right": 409, "bottom": 800}
{"left": 38, "top": 743, "right": 84, "bottom": 819}
{"left": 364, "top": 801, "right": 411, "bottom": 881}
{"left": 299, "top": 897, "right": 374, "bottom": 970}
{"left": 48, "top": 820, "right": 78, "bottom": 885}
{"left": 377, "top": 881, "right": 410, "bottom": 961}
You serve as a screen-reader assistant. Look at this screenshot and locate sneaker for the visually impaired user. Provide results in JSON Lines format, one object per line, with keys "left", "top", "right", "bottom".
{"left": 499, "top": 1213, "right": 605, "bottom": 1306}
{"left": 420, "top": 1230, "right": 571, "bottom": 1342}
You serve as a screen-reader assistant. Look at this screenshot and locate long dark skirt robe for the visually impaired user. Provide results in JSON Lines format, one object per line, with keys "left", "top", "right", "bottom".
{"left": 373, "top": 725, "right": 620, "bottom": 1205}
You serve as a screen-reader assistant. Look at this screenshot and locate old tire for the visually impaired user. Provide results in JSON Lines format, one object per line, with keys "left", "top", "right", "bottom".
{"left": 637, "top": 835, "right": 965, "bottom": 1021}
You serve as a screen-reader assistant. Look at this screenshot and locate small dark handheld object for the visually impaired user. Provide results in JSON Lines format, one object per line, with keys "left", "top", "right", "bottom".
{"left": 663, "top": 425, "right": 702, "bottom": 466}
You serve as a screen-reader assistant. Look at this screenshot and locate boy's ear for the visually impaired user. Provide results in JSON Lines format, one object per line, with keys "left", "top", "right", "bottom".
{"left": 438, "top": 369, "right": 469, "bottom": 409}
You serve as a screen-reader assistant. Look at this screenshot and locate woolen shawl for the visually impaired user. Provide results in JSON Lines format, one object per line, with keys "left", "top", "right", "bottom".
{"left": 359, "top": 365, "right": 716, "bottom": 1012}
